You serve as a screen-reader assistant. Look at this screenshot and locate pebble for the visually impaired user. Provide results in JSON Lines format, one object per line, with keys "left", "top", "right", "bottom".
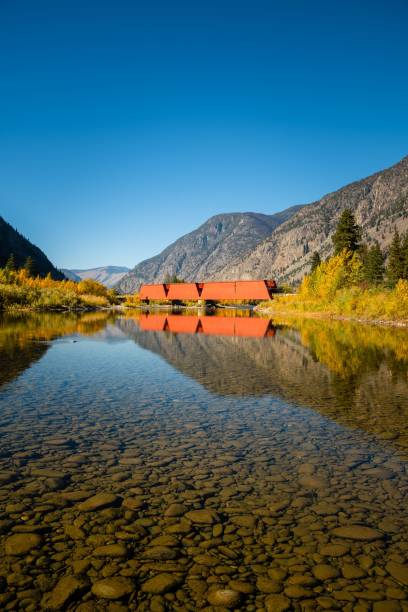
{"left": 185, "top": 509, "right": 219, "bottom": 524}
{"left": 4, "top": 533, "right": 42, "bottom": 556}
{"left": 141, "top": 573, "right": 182, "bottom": 594}
{"left": 77, "top": 493, "right": 120, "bottom": 512}
{"left": 331, "top": 525, "right": 384, "bottom": 541}
{"left": 385, "top": 561, "right": 408, "bottom": 586}
{"left": 207, "top": 588, "right": 242, "bottom": 607}
{"left": 41, "top": 576, "right": 86, "bottom": 610}
{"left": 91, "top": 577, "right": 134, "bottom": 599}
{"left": 265, "top": 593, "right": 291, "bottom": 611}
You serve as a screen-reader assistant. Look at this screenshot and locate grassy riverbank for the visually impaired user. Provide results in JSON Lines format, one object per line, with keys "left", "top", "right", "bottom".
{"left": 0, "top": 268, "right": 118, "bottom": 311}
{"left": 258, "top": 253, "right": 408, "bottom": 325}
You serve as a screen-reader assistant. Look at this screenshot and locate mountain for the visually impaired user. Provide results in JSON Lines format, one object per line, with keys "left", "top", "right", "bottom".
{"left": 61, "top": 266, "right": 130, "bottom": 288}
{"left": 116, "top": 208, "right": 302, "bottom": 293}
{"left": 0, "top": 216, "right": 64, "bottom": 279}
{"left": 219, "top": 155, "right": 408, "bottom": 283}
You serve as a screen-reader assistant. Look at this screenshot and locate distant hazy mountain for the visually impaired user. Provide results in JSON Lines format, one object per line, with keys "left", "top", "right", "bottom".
{"left": 0, "top": 216, "right": 64, "bottom": 279}
{"left": 62, "top": 266, "right": 130, "bottom": 288}
{"left": 116, "top": 208, "right": 302, "bottom": 293}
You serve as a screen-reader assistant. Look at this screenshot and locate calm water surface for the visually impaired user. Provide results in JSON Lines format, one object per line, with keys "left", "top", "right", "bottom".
{"left": 0, "top": 311, "right": 407, "bottom": 611}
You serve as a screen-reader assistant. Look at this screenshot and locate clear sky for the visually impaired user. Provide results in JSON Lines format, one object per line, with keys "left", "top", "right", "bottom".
{"left": 1, "top": 0, "right": 407, "bottom": 269}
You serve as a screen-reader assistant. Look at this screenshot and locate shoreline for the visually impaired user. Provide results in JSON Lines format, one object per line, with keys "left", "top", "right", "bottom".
{"left": 255, "top": 306, "right": 408, "bottom": 328}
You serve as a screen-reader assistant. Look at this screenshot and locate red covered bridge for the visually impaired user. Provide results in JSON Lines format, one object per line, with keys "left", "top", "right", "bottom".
{"left": 138, "top": 314, "right": 276, "bottom": 338}
{"left": 139, "top": 279, "right": 277, "bottom": 302}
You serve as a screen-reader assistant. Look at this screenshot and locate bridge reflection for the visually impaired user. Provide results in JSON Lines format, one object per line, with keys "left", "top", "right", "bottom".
{"left": 138, "top": 313, "right": 276, "bottom": 337}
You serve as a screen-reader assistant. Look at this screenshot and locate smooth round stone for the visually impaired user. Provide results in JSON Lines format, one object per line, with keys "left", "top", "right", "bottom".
{"left": 385, "top": 561, "right": 408, "bottom": 586}
{"left": 228, "top": 580, "right": 255, "bottom": 594}
{"left": 320, "top": 543, "right": 349, "bottom": 557}
{"left": 341, "top": 563, "right": 366, "bottom": 579}
{"left": 4, "top": 533, "right": 42, "bottom": 556}
{"left": 164, "top": 503, "right": 186, "bottom": 517}
{"left": 284, "top": 585, "right": 313, "bottom": 598}
{"left": 93, "top": 544, "right": 127, "bottom": 557}
{"left": 77, "top": 493, "right": 120, "bottom": 512}
{"left": 185, "top": 509, "right": 219, "bottom": 524}
{"left": 148, "top": 535, "right": 179, "bottom": 547}
{"left": 141, "top": 574, "right": 182, "bottom": 595}
{"left": 92, "top": 577, "right": 134, "bottom": 600}
{"left": 41, "top": 576, "right": 85, "bottom": 610}
{"left": 298, "top": 475, "right": 328, "bottom": 489}
{"left": 312, "top": 564, "right": 340, "bottom": 581}
{"left": 265, "top": 594, "right": 291, "bottom": 611}
{"left": 207, "top": 589, "right": 242, "bottom": 607}
{"left": 256, "top": 577, "right": 282, "bottom": 593}
{"left": 331, "top": 526, "right": 384, "bottom": 541}
{"left": 142, "top": 546, "right": 177, "bottom": 560}
{"left": 372, "top": 601, "right": 402, "bottom": 612}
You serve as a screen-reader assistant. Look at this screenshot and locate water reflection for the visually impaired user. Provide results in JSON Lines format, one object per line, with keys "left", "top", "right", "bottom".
{"left": 0, "top": 311, "right": 407, "bottom": 610}
{"left": 120, "top": 312, "right": 408, "bottom": 449}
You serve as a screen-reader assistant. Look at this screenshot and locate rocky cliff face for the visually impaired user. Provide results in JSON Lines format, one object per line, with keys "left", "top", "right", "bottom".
{"left": 116, "top": 209, "right": 302, "bottom": 293}
{"left": 219, "top": 155, "right": 408, "bottom": 283}
{"left": 0, "top": 216, "right": 64, "bottom": 279}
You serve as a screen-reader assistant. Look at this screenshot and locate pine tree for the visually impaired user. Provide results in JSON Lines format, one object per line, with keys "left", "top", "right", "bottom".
{"left": 387, "top": 229, "right": 404, "bottom": 285}
{"left": 364, "top": 242, "right": 384, "bottom": 285}
{"left": 24, "top": 256, "right": 35, "bottom": 277}
{"left": 402, "top": 232, "right": 408, "bottom": 280}
{"left": 4, "top": 253, "right": 16, "bottom": 271}
{"left": 310, "top": 251, "right": 321, "bottom": 273}
{"left": 332, "top": 208, "right": 362, "bottom": 255}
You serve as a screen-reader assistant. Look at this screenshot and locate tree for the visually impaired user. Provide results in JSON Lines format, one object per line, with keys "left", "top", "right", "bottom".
{"left": 4, "top": 253, "right": 16, "bottom": 271}
{"left": 310, "top": 251, "right": 321, "bottom": 273}
{"left": 402, "top": 232, "right": 408, "bottom": 280}
{"left": 332, "top": 209, "right": 362, "bottom": 255}
{"left": 24, "top": 256, "right": 35, "bottom": 277}
{"left": 387, "top": 229, "right": 404, "bottom": 285}
{"left": 363, "top": 242, "right": 384, "bottom": 285}
{"left": 164, "top": 274, "right": 184, "bottom": 283}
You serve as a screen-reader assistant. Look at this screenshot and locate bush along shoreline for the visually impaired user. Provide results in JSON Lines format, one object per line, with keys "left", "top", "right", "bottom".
{"left": 257, "top": 210, "right": 408, "bottom": 325}
{"left": 0, "top": 261, "right": 119, "bottom": 311}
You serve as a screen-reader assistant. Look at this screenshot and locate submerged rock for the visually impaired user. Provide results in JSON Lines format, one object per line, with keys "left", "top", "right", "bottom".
{"left": 77, "top": 493, "right": 120, "bottom": 512}
{"left": 91, "top": 577, "right": 134, "bottom": 599}
{"left": 41, "top": 576, "right": 86, "bottom": 610}
{"left": 141, "top": 573, "right": 182, "bottom": 594}
{"left": 4, "top": 533, "right": 42, "bottom": 556}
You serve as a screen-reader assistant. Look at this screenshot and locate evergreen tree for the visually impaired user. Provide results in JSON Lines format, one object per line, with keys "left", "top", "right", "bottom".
{"left": 402, "top": 232, "right": 408, "bottom": 280}
{"left": 364, "top": 242, "right": 384, "bottom": 285}
{"left": 387, "top": 229, "right": 404, "bottom": 285}
{"left": 310, "top": 251, "right": 321, "bottom": 273}
{"left": 332, "top": 208, "right": 362, "bottom": 255}
{"left": 24, "top": 256, "right": 35, "bottom": 277}
{"left": 4, "top": 253, "right": 16, "bottom": 271}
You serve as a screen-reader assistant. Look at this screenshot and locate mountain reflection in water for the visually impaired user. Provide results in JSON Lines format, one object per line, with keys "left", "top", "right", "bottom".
{"left": 0, "top": 310, "right": 407, "bottom": 609}
{"left": 120, "top": 312, "right": 408, "bottom": 449}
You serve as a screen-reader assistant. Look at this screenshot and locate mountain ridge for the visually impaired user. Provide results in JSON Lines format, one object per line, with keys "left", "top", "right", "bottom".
{"left": 0, "top": 216, "right": 64, "bottom": 279}
{"left": 61, "top": 266, "right": 130, "bottom": 288}
{"left": 116, "top": 207, "right": 303, "bottom": 293}
{"left": 117, "top": 155, "right": 408, "bottom": 291}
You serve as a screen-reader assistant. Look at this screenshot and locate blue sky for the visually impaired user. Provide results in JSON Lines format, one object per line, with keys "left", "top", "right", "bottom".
{"left": 1, "top": 0, "right": 407, "bottom": 269}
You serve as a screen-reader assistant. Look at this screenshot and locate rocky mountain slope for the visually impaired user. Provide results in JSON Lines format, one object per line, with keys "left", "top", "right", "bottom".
{"left": 62, "top": 266, "right": 129, "bottom": 288}
{"left": 117, "top": 155, "right": 408, "bottom": 291}
{"left": 0, "top": 216, "right": 64, "bottom": 279}
{"left": 220, "top": 155, "right": 408, "bottom": 283}
{"left": 116, "top": 208, "right": 302, "bottom": 293}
